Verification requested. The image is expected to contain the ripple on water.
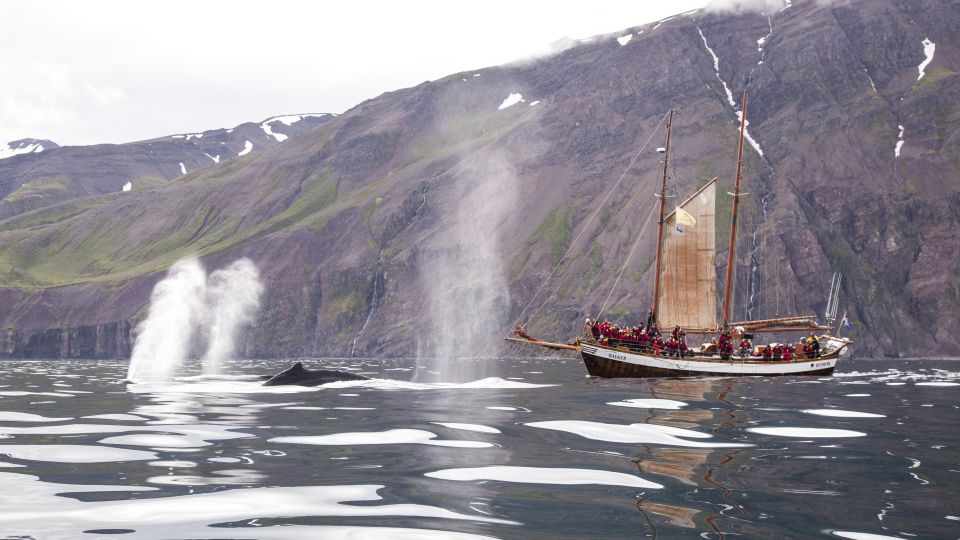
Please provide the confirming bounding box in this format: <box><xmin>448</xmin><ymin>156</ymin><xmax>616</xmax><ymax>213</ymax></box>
<box><xmin>747</xmin><ymin>427</ymin><xmax>867</xmax><ymax>438</ymax></box>
<box><xmin>431</xmin><ymin>422</ymin><xmax>501</xmax><ymax>434</ymax></box>
<box><xmin>0</xmin><ymin>445</ymin><xmax>157</xmax><ymax>463</ymax></box>
<box><xmin>0</xmin><ymin>391</ymin><xmax>74</xmax><ymax>397</ymax></box>
<box><xmin>832</xmin><ymin>531</ymin><xmax>908</xmax><ymax>540</ymax></box>
<box><xmin>802</xmin><ymin>409</ymin><xmax>885</xmax><ymax>418</ymax></box>
<box><xmin>607</xmin><ymin>398</ymin><xmax>688</xmax><ymax>410</ymax></box>
<box><xmin>208</xmin><ymin>457</ymin><xmax>242</xmax><ymax>463</ymax></box>
<box><xmin>271</xmin><ymin>428</ymin><xmax>493</xmax><ymax>448</ymax></box>
<box><xmin>99</xmin><ymin>434</ymin><xmax>212</xmax><ymax>448</ymax></box>
<box><xmin>147</xmin><ymin>469</ymin><xmax>267</xmax><ymax>486</ymax></box>
<box><xmin>0</xmin><ymin>474</ymin><xmax>515</xmax><ymax>536</ymax></box>
<box><xmin>0</xmin><ymin>412</ymin><xmax>73</xmax><ymax>422</ymax></box>
<box><xmin>181</xmin><ymin>526</ymin><xmax>503</xmax><ymax>539</ymax></box>
<box><xmin>526</xmin><ymin>421</ymin><xmax>751</xmax><ymax>448</ymax></box>
<box><xmin>148</xmin><ymin>460</ymin><xmax>197</xmax><ymax>468</ymax></box>
<box><xmin>0</xmin><ymin>423</ymin><xmax>254</xmax><ymax>445</ymax></box>
<box><xmin>82</xmin><ymin>414</ymin><xmax>149</xmax><ymax>421</ymax></box>
<box><xmin>426</xmin><ymin>465</ymin><xmax>662</xmax><ymax>488</ymax></box>
<box><xmin>319</xmin><ymin>377</ymin><xmax>553</xmax><ymax>392</ymax></box>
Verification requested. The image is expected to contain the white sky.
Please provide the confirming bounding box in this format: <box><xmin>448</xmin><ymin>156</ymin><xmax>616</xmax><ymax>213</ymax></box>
<box><xmin>2</xmin><ymin>0</ymin><xmax>706</xmax><ymax>146</ymax></box>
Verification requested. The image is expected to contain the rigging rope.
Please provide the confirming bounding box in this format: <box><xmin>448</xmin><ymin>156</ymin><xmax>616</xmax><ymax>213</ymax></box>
<box><xmin>507</xmin><ymin>111</ymin><xmax>671</xmax><ymax>334</ymax></box>
<box><xmin>594</xmin><ymin>200</ymin><xmax>658</xmax><ymax>321</ymax></box>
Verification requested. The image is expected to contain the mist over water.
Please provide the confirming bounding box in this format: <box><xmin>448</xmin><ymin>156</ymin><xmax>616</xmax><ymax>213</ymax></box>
<box><xmin>127</xmin><ymin>257</ymin><xmax>263</xmax><ymax>383</ymax></box>
<box><xmin>418</xmin><ymin>153</ymin><xmax>518</xmax><ymax>382</ymax></box>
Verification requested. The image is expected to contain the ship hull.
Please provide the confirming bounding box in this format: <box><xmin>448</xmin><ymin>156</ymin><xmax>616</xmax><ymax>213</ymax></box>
<box><xmin>580</xmin><ymin>343</ymin><xmax>840</xmax><ymax>378</ymax></box>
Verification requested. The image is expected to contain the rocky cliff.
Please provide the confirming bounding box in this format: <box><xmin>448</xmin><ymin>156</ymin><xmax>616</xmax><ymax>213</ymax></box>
<box><xmin>1</xmin><ymin>0</ymin><xmax>957</xmax><ymax>358</ymax></box>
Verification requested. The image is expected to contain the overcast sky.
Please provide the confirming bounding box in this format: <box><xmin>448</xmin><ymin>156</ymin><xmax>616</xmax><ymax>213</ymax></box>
<box><xmin>2</xmin><ymin>0</ymin><xmax>710</xmax><ymax>146</ymax></box>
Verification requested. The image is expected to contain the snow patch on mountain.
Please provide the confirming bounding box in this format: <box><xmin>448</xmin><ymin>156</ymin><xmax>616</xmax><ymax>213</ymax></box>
<box><xmin>617</xmin><ymin>34</ymin><xmax>633</xmax><ymax>46</ymax></box>
<box><xmin>238</xmin><ymin>141</ymin><xmax>253</xmax><ymax>157</ymax></box>
<box><xmin>737</xmin><ymin>111</ymin><xmax>765</xmax><ymax>157</ymax></box>
<box><xmin>895</xmin><ymin>124</ymin><xmax>905</xmax><ymax>158</ymax></box>
<box><xmin>498</xmin><ymin>93</ymin><xmax>525</xmax><ymax>110</ymax></box>
<box><xmin>697</xmin><ymin>26</ymin><xmax>736</xmax><ymax>107</ymax></box>
<box><xmin>1</xmin><ymin>141</ymin><xmax>46</xmax><ymax>160</ymax></box>
<box><xmin>917</xmin><ymin>38</ymin><xmax>936</xmax><ymax>81</ymax></box>
<box><xmin>259</xmin><ymin>114</ymin><xmax>330</xmax><ymax>143</ymax></box>
<box><xmin>261</xmin><ymin>121</ymin><xmax>288</xmax><ymax>142</ymax></box>
<box><xmin>756</xmin><ymin>16</ymin><xmax>773</xmax><ymax>59</ymax></box>
<box><xmin>652</xmin><ymin>16</ymin><xmax>674</xmax><ymax>31</ymax></box>
<box><xmin>122</xmin><ymin>181</ymin><xmax>132</xmax><ymax>192</ymax></box>
<box><xmin>529</xmin><ymin>101</ymin><xmax>541</xmax><ymax>107</ymax></box>
<box><xmin>179</xmin><ymin>162</ymin><xmax>187</xmax><ymax>175</ymax></box>
<box><xmin>204</xmin><ymin>153</ymin><xmax>220</xmax><ymax>164</ymax></box>
<box><xmin>864</xmin><ymin>68</ymin><xmax>877</xmax><ymax>93</ymax></box>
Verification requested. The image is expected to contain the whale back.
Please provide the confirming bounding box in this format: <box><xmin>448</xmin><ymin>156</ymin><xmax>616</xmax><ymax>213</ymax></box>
<box><xmin>262</xmin><ymin>361</ymin><xmax>369</xmax><ymax>386</ymax></box>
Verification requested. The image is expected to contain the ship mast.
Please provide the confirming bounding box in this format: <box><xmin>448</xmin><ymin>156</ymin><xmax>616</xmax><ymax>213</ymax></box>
<box><xmin>651</xmin><ymin>109</ymin><xmax>674</xmax><ymax>320</ymax></box>
<box><xmin>722</xmin><ymin>90</ymin><xmax>749</xmax><ymax>329</ymax></box>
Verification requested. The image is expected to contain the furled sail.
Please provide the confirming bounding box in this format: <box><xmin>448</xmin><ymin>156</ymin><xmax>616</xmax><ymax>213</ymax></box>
<box><xmin>657</xmin><ymin>180</ymin><xmax>717</xmax><ymax>330</ymax></box>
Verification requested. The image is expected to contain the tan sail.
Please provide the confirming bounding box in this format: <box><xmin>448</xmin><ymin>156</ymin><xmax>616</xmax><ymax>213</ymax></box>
<box><xmin>657</xmin><ymin>179</ymin><xmax>717</xmax><ymax>330</ymax></box>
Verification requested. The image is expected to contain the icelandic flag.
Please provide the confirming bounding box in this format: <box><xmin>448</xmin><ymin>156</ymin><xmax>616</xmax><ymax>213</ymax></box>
<box><xmin>841</xmin><ymin>312</ymin><xmax>851</xmax><ymax>329</ymax></box>
<box><xmin>675</xmin><ymin>207</ymin><xmax>695</xmax><ymax>234</ymax></box>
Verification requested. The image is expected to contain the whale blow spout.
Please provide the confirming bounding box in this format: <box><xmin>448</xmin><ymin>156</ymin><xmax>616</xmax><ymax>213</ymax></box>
<box><xmin>262</xmin><ymin>362</ymin><xmax>370</xmax><ymax>387</ymax></box>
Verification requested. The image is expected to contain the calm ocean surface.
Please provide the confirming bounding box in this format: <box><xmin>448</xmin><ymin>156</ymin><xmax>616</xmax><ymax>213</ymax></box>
<box><xmin>0</xmin><ymin>357</ymin><xmax>957</xmax><ymax>539</ymax></box>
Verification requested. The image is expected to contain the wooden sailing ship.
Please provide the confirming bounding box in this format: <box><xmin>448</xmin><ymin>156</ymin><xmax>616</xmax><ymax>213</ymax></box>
<box><xmin>509</xmin><ymin>90</ymin><xmax>852</xmax><ymax>377</ymax></box>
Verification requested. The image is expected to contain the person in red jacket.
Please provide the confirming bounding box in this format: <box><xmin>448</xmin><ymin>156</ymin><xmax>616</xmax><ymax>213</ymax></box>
<box><xmin>783</xmin><ymin>345</ymin><xmax>793</xmax><ymax>362</ymax></box>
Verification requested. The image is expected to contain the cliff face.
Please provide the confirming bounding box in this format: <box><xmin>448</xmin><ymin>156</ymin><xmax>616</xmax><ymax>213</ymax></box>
<box><xmin>0</xmin><ymin>0</ymin><xmax>958</xmax><ymax>358</ymax></box>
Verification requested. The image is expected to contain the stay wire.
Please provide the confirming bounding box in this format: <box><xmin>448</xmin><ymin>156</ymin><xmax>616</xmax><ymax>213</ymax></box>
<box><xmin>507</xmin><ymin>110</ymin><xmax>671</xmax><ymax>334</ymax></box>
<box><xmin>594</xmin><ymin>199</ymin><xmax>658</xmax><ymax>321</ymax></box>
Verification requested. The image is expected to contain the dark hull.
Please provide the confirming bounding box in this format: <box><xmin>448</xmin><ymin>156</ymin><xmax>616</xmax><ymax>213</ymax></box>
<box><xmin>581</xmin><ymin>349</ymin><xmax>837</xmax><ymax>378</ymax></box>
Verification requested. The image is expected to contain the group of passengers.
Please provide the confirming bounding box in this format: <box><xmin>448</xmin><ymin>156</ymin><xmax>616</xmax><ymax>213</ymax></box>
<box><xmin>705</xmin><ymin>332</ymin><xmax>824</xmax><ymax>361</ymax></box>
<box><xmin>586</xmin><ymin>313</ymin><xmax>823</xmax><ymax>362</ymax></box>
<box><xmin>586</xmin><ymin>318</ymin><xmax>694</xmax><ymax>358</ymax></box>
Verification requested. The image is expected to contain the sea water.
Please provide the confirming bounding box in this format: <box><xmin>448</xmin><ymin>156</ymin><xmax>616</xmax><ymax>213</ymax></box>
<box><xmin>0</xmin><ymin>357</ymin><xmax>957</xmax><ymax>539</ymax></box>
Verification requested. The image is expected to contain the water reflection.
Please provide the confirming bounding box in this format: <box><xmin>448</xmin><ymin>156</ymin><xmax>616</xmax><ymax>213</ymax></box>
<box><xmin>627</xmin><ymin>378</ymin><xmax>750</xmax><ymax>535</ymax></box>
<box><xmin>1</xmin><ymin>358</ymin><xmax>957</xmax><ymax>538</ymax></box>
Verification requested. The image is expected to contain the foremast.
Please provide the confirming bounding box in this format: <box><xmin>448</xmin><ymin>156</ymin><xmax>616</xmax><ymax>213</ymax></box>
<box><xmin>651</xmin><ymin>109</ymin><xmax>674</xmax><ymax>321</ymax></box>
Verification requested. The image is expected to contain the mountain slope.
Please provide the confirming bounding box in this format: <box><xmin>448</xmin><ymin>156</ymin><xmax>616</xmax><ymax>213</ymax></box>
<box><xmin>1</xmin><ymin>0</ymin><xmax>958</xmax><ymax>358</ymax></box>
<box><xmin>0</xmin><ymin>114</ymin><xmax>334</xmax><ymax>219</ymax></box>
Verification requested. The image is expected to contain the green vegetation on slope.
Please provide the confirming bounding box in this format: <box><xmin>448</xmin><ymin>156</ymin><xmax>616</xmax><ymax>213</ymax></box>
<box><xmin>0</xmin><ymin>168</ymin><xmax>353</xmax><ymax>288</ymax></box>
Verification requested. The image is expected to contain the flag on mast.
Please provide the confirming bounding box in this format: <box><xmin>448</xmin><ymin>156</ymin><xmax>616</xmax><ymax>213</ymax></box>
<box><xmin>675</xmin><ymin>207</ymin><xmax>696</xmax><ymax>227</ymax></box>
<box><xmin>841</xmin><ymin>313</ymin><xmax>851</xmax><ymax>329</ymax></box>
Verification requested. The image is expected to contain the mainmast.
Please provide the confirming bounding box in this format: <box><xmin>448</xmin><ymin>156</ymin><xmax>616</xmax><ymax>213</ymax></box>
<box><xmin>651</xmin><ymin>109</ymin><xmax>674</xmax><ymax>320</ymax></box>
<box><xmin>722</xmin><ymin>90</ymin><xmax>749</xmax><ymax>328</ymax></box>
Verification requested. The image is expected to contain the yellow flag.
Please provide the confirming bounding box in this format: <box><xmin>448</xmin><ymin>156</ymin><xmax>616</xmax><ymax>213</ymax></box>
<box><xmin>675</xmin><ymin>207</ymin><xmax>696</xmax><ymax>228</ymax></box>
